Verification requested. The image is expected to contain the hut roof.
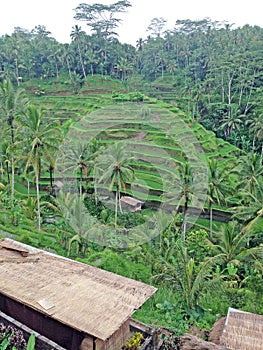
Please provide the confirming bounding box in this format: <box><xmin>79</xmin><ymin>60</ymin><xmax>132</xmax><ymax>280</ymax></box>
<box><xmin>53</xmin><ymin>180</ymin><xmax>63</xmax><ymax>189</ymax></box>
<box><xmin>0</xmin><ymin>238</ymin><xmax>156</xmax><ymax>341</ymax></box>
<box><xmin>220</xmin><ymin>307</ymin><xmax>263</xmax><ymax>350</ymax></box>
<box><xmin>120</xmin><ymin>196</ymin><xmax>144</xmax><ymax>206</ymax></box>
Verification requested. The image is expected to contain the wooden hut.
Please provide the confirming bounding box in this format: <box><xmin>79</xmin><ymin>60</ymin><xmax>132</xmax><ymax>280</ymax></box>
<box><xmin>120</xmin><ymin>196</ymin><xmax>144</xmax><ymax>212</ymax></box>
<box><xmin>0</xmin><ymin>238</ymin><xmax>156</xmax><ymax>350</ymax></box>
<box><xmin>220</xmin><ymin>307</ymin><xmax>263</xmax><ymax>350</ymax></box>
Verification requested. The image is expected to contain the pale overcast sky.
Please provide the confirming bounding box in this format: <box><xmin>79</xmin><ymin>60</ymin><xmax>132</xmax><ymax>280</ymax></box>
<box><xmin>0</xmin><ymin>0</ymin><xmax>262</xmax><ymax>46</ymax></box>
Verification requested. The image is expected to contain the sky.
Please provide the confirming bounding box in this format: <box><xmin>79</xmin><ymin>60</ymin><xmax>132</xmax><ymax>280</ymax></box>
<box><xmin>0</xmin><ymin>0</ymin><xmax>263</xmax><ymax>46</ymax></box>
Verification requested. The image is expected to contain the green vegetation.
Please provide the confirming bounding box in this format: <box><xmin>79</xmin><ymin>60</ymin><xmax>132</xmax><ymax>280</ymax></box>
<box><xmin>0</xmin><ymin>10</ymin><xmax>263</xmax><ymax>341</ymax></box>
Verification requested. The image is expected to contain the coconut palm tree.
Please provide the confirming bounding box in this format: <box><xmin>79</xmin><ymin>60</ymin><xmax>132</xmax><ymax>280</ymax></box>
<box><xmin>60</xmin><ymin>141</ymin><xmax>98</xmax><ymax>196</ymax></box>
<box><xmin>207</xmin><ymin>220</ymin><xmax>263</xmax><ymax>268</ymax></box>
<box><xmin>70</xmin><ymin>25</ymin><xmax>87</xmax><ymax>78</ymax></box>
<box><xmin>232</xmin><ymin>176</ymin><xmax>263</xmax><ymax>228</ymax></box>
<box><xmin>115</xmin><ymin>57</ymin><xmax>134</xmax><ymax>80</ymax></box>
<box><xmin>207</xmin><ymin>158</ymin><xmax>232</xmax><ymax>238</ymax></box>
<box><xmin>17</xmin><ymin>105</ymin><xmax>62</xmax><ymax>230</ymax></box>
<box><xmin>98</xmin><ymin>143</ymin><xmax>135</xmax><ymax>227</ymax></box>
<box><xmin>246</xmin><ymin>113</ymin><xmax>263</xmax><ymax>159</ymax></box>
<box><xmin>153</xmin><ymin>239</ymin><xmax>224</xmax><ymax>310</ymax></box>
<box><xmin>220</xmin><ymin>112</ymin><xmax>244</xmax><ymax>138</ymax></box>
<box><xmin>173</xmin><ymin>161</ymin><xmax>197</xmax><ymax>238</ymax></box>
<box><xmin>0</xmin><ymin>141</ymin><xmax>11</xmax><ymax>184</ymax></box>
<box><xmin>175</xmin><ymin>162</ymin><xmax>193</xmax><ymax>217</ymax></box>
<box><xmin>233</xmin><ymin>152</ymin><xmax>263</xmax><ymax>195</ymax></box>
<box><xmin>0</xmin><ymin>78</ymin><xmax>28</xmax><ymax>201</ymax></box>
<box><xmin>55</xmin><ymin>191</ymin><xmax>95</xmax><ymax>255</ymax></box>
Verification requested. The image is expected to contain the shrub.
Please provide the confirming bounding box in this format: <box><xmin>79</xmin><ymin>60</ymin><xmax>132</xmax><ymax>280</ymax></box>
<box><xmin>122</xmin><ymin>332</ymin><xmax>143</xmax><ymax>350</ymax></box>
<box><xmin>0</xmin><ymin>323</ymin><xmax>27</xmax><ymax>350</ymax></box>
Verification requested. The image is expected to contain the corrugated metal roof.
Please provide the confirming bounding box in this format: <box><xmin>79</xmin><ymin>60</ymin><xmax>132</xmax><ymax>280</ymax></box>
<box><xmin>0</xmin><ymin>238</ymin><xmax>156</xmax><ymax>341</ymax></box>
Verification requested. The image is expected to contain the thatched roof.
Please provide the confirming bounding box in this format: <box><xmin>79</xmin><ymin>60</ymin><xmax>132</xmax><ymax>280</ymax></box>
<box><xmin>120</xmin><ymin>196</ymin><xmax>144</xmax><ymax>206</ymax></box>
<box><xmin>220</xmin><ymin>307</ymin><xmax>263</xmax><ymax>350</ymax></box>
<box><xmin>53</xmin><ymin>180</ymin><xmax>63</xmax><ymax>189</ymax></box>
<box><xmin>0</xmin><ymin>238</ymin><xmax>156</xmax><ymax>341</ymax></box>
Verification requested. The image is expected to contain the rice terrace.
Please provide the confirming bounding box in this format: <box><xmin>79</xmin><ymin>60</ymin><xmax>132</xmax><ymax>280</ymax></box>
<box><xmin>0</xmin><ymin>11</ymin><xmax>263</xmax><ymax>350</ymax></box>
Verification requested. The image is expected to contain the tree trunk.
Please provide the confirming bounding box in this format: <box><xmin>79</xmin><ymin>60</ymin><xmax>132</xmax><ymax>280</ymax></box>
<box><xmin>5</xmin><ymin>162</ymin><xmax>10</xmax><ymax>184</ymax></box>
<box><xmin>79</xmin><ymin>168</ymin><xmax>83</xmax><ymax>196</ymax></box>
<box><xmin>55</xmin><ymin>62</ymin><xmax>59</xmax><ymax>79</ymax></box>
<box><xmin>66</xmin><ymin>57</ymin><xmax>72</xmax><ymax>80</ymax></box>
<box><xmin>118</xmin><ymin>189</ymin><xmax>123</xmax><ymax>214</ymax></box>
<box><xmin>115</xmin><ymin>189</ymin><xmax>118</xmax><ymax>227</ymax></box>
<box><xmin>11</xmin><ymin>155</ymin><xmax>15</xmax><ymax>203</ymax></box>
<box><xmin>78</xmin><ymin>44</ymin><xmax>86</xmax><ymax>78</ymax></box>
<box><xmin>27</xmin><ymin>179</ymin><xmax>30</xmax><ymax>198</ymax></box>
<box><xmin>210</xmin><ymin>206</ymin><xmax>213</xmax><ymax>239</ymax></box>
<box><xmin>0</xmin><ymin>162</ymin><xmax>3</xmax><ymax>182</ymax></box>
<box><xmin>182</xmin><ymin>194</ymin><xmax>189</xmax><ymax>240</ymax></box>
<box><xmin>49</xmin><ymin>165</ymin><xmax>54</xmax><ymax>188</ymax></box>
<box><xmin>36</xmin><ymin>173</ymin><xmax>41</xmax><ymax>230</ymax></box>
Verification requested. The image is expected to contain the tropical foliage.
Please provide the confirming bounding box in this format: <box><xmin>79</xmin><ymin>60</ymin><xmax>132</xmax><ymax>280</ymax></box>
<box><xmin>0</xmin><ymin>4</ymin><xmax>262</xmax><ymax>339</ymax></box>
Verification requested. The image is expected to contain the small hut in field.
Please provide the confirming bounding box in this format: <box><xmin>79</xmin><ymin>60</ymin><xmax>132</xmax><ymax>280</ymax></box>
<box><xmin>0</xmin><ymin>238</ymin><xmax>156</xmax><ymax>350</ymax></box>
<box><xmin>220</xmin><ymin>307</ymin><xmax>263</xmax><ymax>350</ymax></box>
<box><xmin>120</xmin><ymin>196</ymin><xmax>144</xmax><ymax>212</ymax></box>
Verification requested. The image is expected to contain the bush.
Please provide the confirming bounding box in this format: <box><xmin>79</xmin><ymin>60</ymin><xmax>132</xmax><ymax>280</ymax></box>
<box><xmin>0</xmin><ymin>323</ymin><xmax>27</xmax><ymax>350</ymax></box>
<box><xmin>122</xmin><ymin>332</ymin><xmax>144</xmax><ymax>350</ymax></box>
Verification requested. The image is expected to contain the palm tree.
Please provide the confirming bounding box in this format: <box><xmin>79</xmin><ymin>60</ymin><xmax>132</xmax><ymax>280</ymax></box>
<box><xmin>207</xmin><ymin>220</ymin><xmax>263</xmax><ymax>267</ymax></box>
<box><xmin>233</xmin><ymin>152</ymin><xmax>263</xmax><ymax>195</ymax></box>
<box><xmin>85</xmin><ymin>49</ymin><xmax>98</xmax><ymax>76</ymax></box>
<box><xmin>61</xmin><ymin>44</ymin><xmax>74</xmax><ymax>80</ymax></box>
<box><xmin>70</xmin><ymin>25</ymin><xmax>87</xmax><ymax>78</ymax></box>
<box><xmin>55</xmin><ymin>191</ymin><xmax>94</xmax><ymax>255</ymax></box>
<box><xmin>98</xmin><ymin>143</ymin><xmax>134</xmax><ymax>227</ymax></box>
<box><xmin>0</xmin><ymin>78</ymin><xmax>28</xmax><ymax>201</ymax></box>
<box><xmin>207</xmin><ymin>158</ymin><xmax>231</xmax><ymax>238</ymax></box>
<box><xmin>173</xmin><ymin>161</ymin><xmax>195</xmax><ymax>238</ymax></box>
<box><xmin>17</xmin><ymin>105</ymin><xmax>62</xmax><ymax>230</ymax></box>
<box><xmin>246</xmin><ymin>113</ymin><xmax>263</xmax><ymax>150</ymax></box>
<box><xmin>232</xmin><ymin>176</ymin><xmax>263</xmax><ymax>228</ymax></box>
<box><xmin>115</xmin><ymin>57</ymin><xmax>134</xmax><ymax>80</ymax></box>
<box><xmin>60</xmin><ymin>142</ymin><xmax>97</xmax><ymax>196</ymax></box>
<box><xmin>247</xmin><ymin>113</ymin><xmax>263</xmax><ymax>162</ymax></box>
<box><xmin>153</xmin><ymin>239</ymin><xmax>224</xmax><ymax>310</ymax></box>
<box><xmin>220</xmin><ymin>110</ymin><xmax>244</xmax><ymax>138</ymax></box>
<box><xmin>0</xmin><ymin>141</ymin><xmax>11</xmax><ymax>184</ymax></box>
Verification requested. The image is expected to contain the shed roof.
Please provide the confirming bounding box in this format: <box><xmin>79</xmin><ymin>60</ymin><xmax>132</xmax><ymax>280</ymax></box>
<box><xmin>0</xmin><ymin>238</ymin><xmax>156</xmax><ymax>341</ymax></box>
<box><xmin>120</xmin><ymin>196</ymin><xmax>144</xmax><ymax>206</ymax></box>
<box><xmin>220</xmin><ymin>307</ymin><xmax>263</xmax><ymax>350</ymax></box>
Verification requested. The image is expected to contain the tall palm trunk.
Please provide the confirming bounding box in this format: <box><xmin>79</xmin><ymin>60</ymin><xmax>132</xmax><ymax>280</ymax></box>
<box><xmin>5</xmin><ymin>162</ymin><xmax>10</xmax><ymax>184</ymax></box>
<box><xmin>27</xmin><ymin>178</ymin><xmax>30</xmax><ymax>198</ymax></box>
<box><xmin>210</xmin><ymin>206</ymin><xmax>213</xmax><ymax>239</ymax></box>
<box><xmin>49</xmin><ymin>165</ymin><xmax>54</xmax><ymax>189</ymax></box>
<box><xmin>66</xmin><ymin>57</ymin><xmax>72</xmax><ymax>80</ymax></box>
<box><xmin>0</xmin><ymin>162</ymin><xmax>3</xmax><ymax>182</ymax></box>
<box><xmin>36</xmin><ymin>173</ymin><xmax>41</xmax><ymax>230</ymax></box>
<box><xmin>9</xmin><ymin>116</ymin><xmax>15</xmax><ymax>203</ymax></box>
<box><xmin>118</xmin><ymin>189</ymin><xmax>123</xmax><ymax>214</ymax></box>
<box><xmin>182</xmin><ymin>193</ymin><xmax>189</xmax><ymax>240</ymax></box>
<box><xmin>79</xmin><ymin>167</ymin><xmax>83</xmax><ymax>196</ymax></box>
<box><xmin>78</xmin><ymin>44</ymin><xmax>86</xmax><ymax>78</ymax></box>
<box><xmin>115</xmin><ymin>189</ymin><xmax>118</xmax><ymax>227</ymax></box>
<box><xmin>11</xmin><ymin>155</ymin><xmax>15</xmax><ymax>202</ymax></box>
